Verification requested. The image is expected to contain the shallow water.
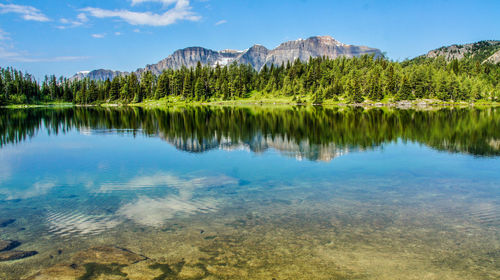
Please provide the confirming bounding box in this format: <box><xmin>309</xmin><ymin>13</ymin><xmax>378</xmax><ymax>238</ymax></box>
<box><xmin>0</xmin><ymin>106</ymin><xmax>499</xmax><ymax>279</ymax></box>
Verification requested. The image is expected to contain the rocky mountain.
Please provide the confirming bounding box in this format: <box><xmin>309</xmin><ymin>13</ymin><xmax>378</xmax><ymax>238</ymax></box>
<box><xmin>424</xmin><ymin>40</ymin><xmax>500</xmax><ymax>63</ymax></box>
<box><xmin>72</xmin><ymin>36</ymin><xmax>382</xmax><ymax>80</ymax></box>
<box><xmin>137</xmin><ymin>47</ymin><xmax>244</xmax><ymax>75</ymax></box>
<box><xmin>484</xmin><ymin>49</ymin><xmax>500</xmax><ymax>64</ymax></box>
<box><xmin>70</xmin><ymin>69</ymin><xmax>128</xmax><ymax>81</ymax></box>
<box><xmin>262</xmin><ymin>36</ymin><xmax>379</xmax><ymax>68</ymax></box>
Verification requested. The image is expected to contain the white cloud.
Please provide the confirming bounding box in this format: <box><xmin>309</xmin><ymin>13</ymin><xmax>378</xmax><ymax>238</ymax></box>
<box><xmin>0</xmin><ymin>3</ymin><xmax>50</xmax><ymax>22</ymax></box>
<box><xmin>99</xmin><ymin>173</ymin><xmax>237</xmax><ymax>196</ymax></box>
<box><xmin>117</xmin><ymin>195</ymin><xmax>218</xmax><ymax>227</ymax></box>
<box><xmin>81</xmin><ymin>0</ymin><xmax>200</xmax><ymax>26</ymax></box>
<box><xmin>0</xmin><ymin>180</ymin><xmax>56</xmax><ymax>200</ymax></box>
<box><xmin>105</xmin><ymin>172</ymin><xmax>234</xmax><ymax>227</ymax></box>
<box><xmin>215</xmin><ymin>19</ymin><xmax>226</xmax><ymax>26</ymax></box>
<box><xmin>77</xmin><ymin>13</ymin><xmax>88</xmax><ymax>22</ymax></box>
<box><xmin>91</xmin><ymin>33</ymin><xmax>105</xmax><ymax>38</ymax></box>
<box><xmin>57</xmin><ymin>13</ymin><xmax>89</xmax><ymax>29</ymax></box>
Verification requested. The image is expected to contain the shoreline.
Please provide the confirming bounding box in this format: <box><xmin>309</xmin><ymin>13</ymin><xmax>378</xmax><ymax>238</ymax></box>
<box><xmin>2</xmin><ymin>98</ymin><xmax>499</xmax><ymax>109</ymax></box>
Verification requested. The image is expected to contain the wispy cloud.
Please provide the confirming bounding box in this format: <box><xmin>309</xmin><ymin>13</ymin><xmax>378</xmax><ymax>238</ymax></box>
<box><xmin>117</xmin><ymin>195</ymin><xmax>218</xmax><ymax>227</ymax></box>
<box><xmin>91</xmin><ymin>33</ymin><xmax>106</xmax><ymax>38</ymax></box>
<box><xmin>0</xmin><ymin>180</ymin><xmax>56</xmax><ymax>200</ymax></box>
<box><xmin>81</xmin><ymin>0</ymin><xmax>200</xmax><ymax>26</ymax></box>
<box><xmin>57</xmin><ymin>13</ymin><xmax>89</xmax><ymax>29</ymax></box>
<box><xmin>0</xmin><ymin>31</ymin><xmax>88</xmax><ymax>63</ymax></box>
<box><xmin>0</xmin><ymin>28</ymin><xmax>10</xmax><ymax>41</ymax></box>
<box><xmin>0</xmin><ymin>51</ymin><xmax>89</xmax><ymax>63</ymax></box>
<box><xmin>103</xmin><ymin>172</ymin><xmax>234</xmax><ymax>227</ymax></box>
<box><xmin>0</xmin><ymin>3</ymin><xmax>50</xmax><ymax>22</ymax></box>
<box><xmin>215</xmin><ymin>19</ymin><xmax>227</xmax><ymax>26</ymax></box>
<box><xmin>99</xmin><ymin>172</ymin><xmax>237</xmax><ymax>196</ymax></box>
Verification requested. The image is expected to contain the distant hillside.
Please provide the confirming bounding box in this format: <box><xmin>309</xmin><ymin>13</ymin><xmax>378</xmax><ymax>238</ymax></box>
<box><xmin>423</xmin><ymin>40</ymin><xmax>500</xmax><ymax>63</ymax></box>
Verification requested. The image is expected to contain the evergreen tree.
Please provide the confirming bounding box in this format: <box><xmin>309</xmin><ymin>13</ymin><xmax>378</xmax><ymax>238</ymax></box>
<box><xmin>155</xmin><ymin>72</ymin><xmax>169</xmax><ymax>99</ymax></box>
<box><xmin>182</xmin><ymin>72</ymin><xmax>193</xmax><ymax>99</ymax></box>
<box><xmin>109</xmin><ymin>77</ymin><xmax>121</xmax><ymax>100</ymax></box>
<box><xmin>395</xmin><ymin>75</ymin><xmax>412</xmax><ymax>101</ymax></box>
<box><xmin>194</xmin><ymin>78</ymin><xmax>205</xmax><ymax>100</ymax></box>
<box><xmin>346</xmin><ymin>78</ymin><xmax>364</xmax><ymax>104</ymax></box>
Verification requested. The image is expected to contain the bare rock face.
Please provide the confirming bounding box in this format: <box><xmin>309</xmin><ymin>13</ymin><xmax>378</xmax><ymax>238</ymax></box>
<box><xmin>71</xmin><ymin>35</ymin><xmax>382</xmax><ymax>80</ymax></box>
<box><xmin>485</xmin><ymin>49</ymin><xmax>500</xmax><ymax>64</ymax></box>
<box><xmin>424</xmin><ymin>40</ymin><xmax>500</xmax><ymax>62</ymax></box>
<box><xmin>140</xmin><ymin>47</ymin><xmax>237</xmax><ymax>75</ymax></box>
<box><xmin>139</xmin><ymin>36</ymin><xmax>381</xmax><ymax>73</ymax></box>
<box><xmin>264</xmin><ymin>36</ymin><xmax>380</xmax><ymax>68</ymax></box>
<box><xmin>235</xmin><ymin>44</ymin><xmax>269</xmax><ymax>70</ymax></box>
<box><xmin>69</xmin><ymin>69</ymin><xmax>128</xmax><ymax>82</ymax></box>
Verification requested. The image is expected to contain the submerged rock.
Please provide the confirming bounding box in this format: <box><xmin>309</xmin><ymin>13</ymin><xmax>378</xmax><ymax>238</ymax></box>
<box><xmin>71</xmin><ymin>246</ymin><xmax>147</xmax><ymax>265</ymax></box>
<box><xmin>0</xmin><ymin>240</ymin><xmax>21</xmax><ymax>252</ymax></box>
<box><xmin>24</xmin><ymin>264</ymin><xmax>85</xmax><ymax>280</ymax></box>
<box><xmin>179</xmin><ymin>264</ymin><xmax>207</xmax><ymax>278</ymax></box>
<box><xmin>0</xmin><ymin>250</ymin><xmax>38</xmax><ymax>261</ymax></box>
<box><xmin>0</xmin><ymin>218</ymin><xmax>16</xmax><ymax>227</ymax></box>
<box><xmin>25</xmin><ymin>246</ymin><xmax>149</xmax><ymax>279</ymax></box>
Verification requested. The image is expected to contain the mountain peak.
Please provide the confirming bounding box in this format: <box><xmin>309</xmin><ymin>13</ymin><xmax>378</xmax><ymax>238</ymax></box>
<box><xmin>308</xmin><ymin>35</ymin><xmax>345</xmax><ymax>46</ymax></box>
<box><xmin>71</xmin><ymin>36</ymin><xmax>382</xmax><ymax>80</ymax></box>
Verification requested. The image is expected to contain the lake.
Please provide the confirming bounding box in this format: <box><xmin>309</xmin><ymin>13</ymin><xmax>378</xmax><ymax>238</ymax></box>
<box><xmin>0</xmin><ymin>106</ymin><xmax>499</xmax><ymax>279</ymax></box>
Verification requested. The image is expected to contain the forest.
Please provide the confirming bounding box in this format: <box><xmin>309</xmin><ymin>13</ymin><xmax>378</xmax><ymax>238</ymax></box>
<box><xmin>0</xmin><ymin>54</ymin><xmax>499</xmax><ymax>105</ymax></box>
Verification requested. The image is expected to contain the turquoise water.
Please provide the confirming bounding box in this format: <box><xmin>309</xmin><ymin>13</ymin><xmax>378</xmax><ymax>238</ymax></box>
<box><xmin>0</xmin><ymin>106</ymin><xmax>499</xmax><ymax>279</ymax></box>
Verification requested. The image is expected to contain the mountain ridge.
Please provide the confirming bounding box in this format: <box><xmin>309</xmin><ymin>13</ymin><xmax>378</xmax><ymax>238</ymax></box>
<box><xmin>422</xmin><ymin>40</ymin><xmax>500</xmax><ymax>63</ymax></box>
<box><xmin>71</xmin><ymin>36</ymin><xmax>382</xmax><ymax>81</ymax></box>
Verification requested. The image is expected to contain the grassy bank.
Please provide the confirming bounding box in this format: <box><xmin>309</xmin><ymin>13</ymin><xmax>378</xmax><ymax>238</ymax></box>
<box><xmin>2</xmin><ymin>102</ymin><xmax>74</xmax><ymax>109</ymax></box>
<box><xmin>127</xmin><ymin>94</ymin><xmax>500</xmax><ymax>108</ymax></box>
<box><xmin>3</xmin><ymin>95</ymin><xmax>500</xmax><ymax>109</ymax></box>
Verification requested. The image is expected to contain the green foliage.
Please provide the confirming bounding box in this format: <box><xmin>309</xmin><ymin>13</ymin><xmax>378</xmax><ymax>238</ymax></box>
<box><xmin>1</xmin><ymin>53</ymin><xmax>499</xmax><ymax>105</ymax></box>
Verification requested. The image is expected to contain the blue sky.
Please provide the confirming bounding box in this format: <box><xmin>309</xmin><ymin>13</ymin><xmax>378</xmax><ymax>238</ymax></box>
<box><xmin>0</xmin><ymin>0</ymin><xmax>499</xmax><ymax>79</ymax></box>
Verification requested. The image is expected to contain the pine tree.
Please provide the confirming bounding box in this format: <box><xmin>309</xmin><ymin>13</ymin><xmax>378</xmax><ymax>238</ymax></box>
<box><xmin>155</xmin><ymin>73</ymin><xmax>169</xmax><ymax>99</ymax></box>
<box><xmin>346</xmin><ymin>78</ymin><xmax>364</xmax><ymax>104</ymax></box>
<box><xmin>109</xmin><ymin>77</ymin><xmax>121</xmax><ymax>100</ymax></box>
<box><xmin>87</xmin><ymin>80</ymin><xmax>98</xmax><ymax>103</ymax></box>
<box><xmin>182</xmin><ymin>72</ymin><xmax>192</xmax><ymax>99</ymax></box>
<box><xmin>0</xmin><ymin>74</ymin><xmax>5</xmax><ymax>105</ymax></box>
<box><xmin>313</xmin><ymin>86</ymin><xmax>324</xmax><ymax>104</ymax></box>
<box><xmin>395</xmin><ymin>75</ymin><xmax>412</xmax><ymax>101</ymax></box>
<box><xmin>194</xmin><ymin>78</ymin><xmax>205</xmax><ymax>101</ymax></box>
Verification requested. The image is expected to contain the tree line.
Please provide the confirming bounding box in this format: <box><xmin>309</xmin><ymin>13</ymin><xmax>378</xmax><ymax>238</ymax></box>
<box><xmin>1</xmin><ymin>55</ymin><xmax>499</xmax><ymax>105</ymax></box>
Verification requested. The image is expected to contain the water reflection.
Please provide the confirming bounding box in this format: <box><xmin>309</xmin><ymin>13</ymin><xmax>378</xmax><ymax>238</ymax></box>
<box><xmin>1</xmin><ymin>106</ymin><xmax>499</xmax><ymax>160</ymax></box>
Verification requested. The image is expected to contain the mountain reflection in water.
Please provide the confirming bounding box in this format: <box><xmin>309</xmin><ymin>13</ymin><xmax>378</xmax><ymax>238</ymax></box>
<box><xmin>1</xmin><ymin>106</ymin><xmax>498</xmax><ymax>160</ymax></box>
